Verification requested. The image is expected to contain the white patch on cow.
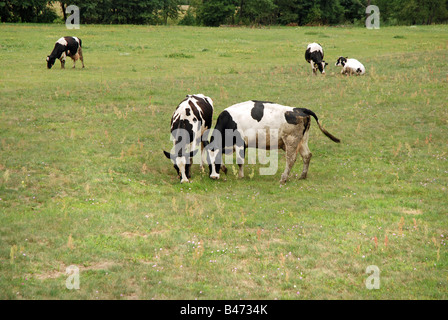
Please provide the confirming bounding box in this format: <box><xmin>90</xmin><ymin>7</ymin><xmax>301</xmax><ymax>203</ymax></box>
<box><xmin>73</xmin><ymin>37</ymin><xmax>80</xmax><ymax>44</ymax></box>
<box><xmin>307</xmin><ymin>43</ymin><xmax>323</xmax><ymax>53</ymax></box>
<box><xmin>60</xmin><ymin>52</ymin><xmax>66</xmax><ymax>61</ymax></box>
<box><xmin>208</xmin><ymin>150</ymin><xmax>220</xmax><ymax>179</ymax></box>
<box><xmin>342</xmin><ymin>58</ymin><xmax>365</xmax><ymax>75</ymax></box>
<box><xmin>57</xmin><ymin>37</ymin><xmax>68</xmax><ymax>46</ymax></box>
<box><xmin>175</xmin><ymin>157</ymin><xmax>188</xmax><ymax>183</ymax></box>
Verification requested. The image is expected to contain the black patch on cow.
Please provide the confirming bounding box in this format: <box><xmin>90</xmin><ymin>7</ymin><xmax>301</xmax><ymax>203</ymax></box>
<box><xmin>185</xmin><ymin>108</ymin><xmax>191</xmax><ymax>116</ymax></box>
<box><xmin>239</xmin><ymin>148</ymin><xmax>245</xmax><ymax>159</ymax></box>
<box><xmin>336</xmin><ymin>56</ymin><xmax>347</xmax><ymax>67</ymax></box>
<box><xmin>188</xmin><ymin>100</ymin><xmax>203</xmax><ymax>127</ymax></box>
<box><xmin>305</xmin><ymin>48</ymin><xmax>312</xmax><ymax>63</ymax></box>
<box><xmin>305</xmin><ymin>45</ymin><xmax>323</xmax><ymax>62</ymax></box>
<box><xmin>174</xmin><ymin>164</ymin><xmax>180</xmax><ymax>177</ymax></box>
<box><xmin>185</xmin><ymin>164</ymin><xmax>191</xmax><ymax>179</ymax></box>
<box><xmin>250</xmin><ymin>100</ymin><xmax>270</xmax><ymax>122</ymax></box>
<box><xmin>192</xmin><ymin>96</ymin><xmax>213</xmax><ymax>129</ymax></box>
<box><xmin>208</xmin><ymin>110</ymin><xmax>245</xmax><ymax>177</ymax></box>
<box><xmin>303</xmin><ymin>116</ymin><xmax>310</xmax><ymax>135</ymax></box>
<box><xmin>171</xmin><ymin>118</ymin><xmax>194</xmax><ymax>153</ymax></box>
<box><xmin>285</xmin><ymin>108</ymin><xmax>310</xmax><ymax>125</ymax></box>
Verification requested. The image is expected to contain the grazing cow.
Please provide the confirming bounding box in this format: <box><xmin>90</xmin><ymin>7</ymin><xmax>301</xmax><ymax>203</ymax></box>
<box><xmin>205</xmin><ymin>100</ymin><xmax>340</xmax><ymax>184</ymax></box>
<box><xmin>46</xmin><ymin>37</ymin><xmax>85</xmax><ymax>69</ymax></box>
<box><xmin>305</xmin><ymin>43</ymin><xmax>328</xmax><ymax>75</ymax></box>
<box><xmin>163</xmin><ymin>94</ymin><xmax>214</xmax><ymax>183</ymax></box>
<box><xmin>335</xmin><ymin>57</ymin><xmax>366</xmax><ymax>76</ymax></box>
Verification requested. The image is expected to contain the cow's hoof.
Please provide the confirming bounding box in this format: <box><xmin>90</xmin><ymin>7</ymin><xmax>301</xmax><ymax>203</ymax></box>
<box><xmin>299</xmin><ymin>174</ymin><xmax>307</xmax><ymax>180</ymax></box>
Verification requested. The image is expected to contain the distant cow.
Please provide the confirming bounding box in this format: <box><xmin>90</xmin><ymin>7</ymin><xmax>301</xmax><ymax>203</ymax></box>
<box><xmin>305</xmin><ymin>43</ymin><xmax>328</xmax><ymax>75</ymax></box>
<box><xmin>163</xmin><ymin>94</ymin><xmax>214</xmax><ymax>183</ymax></box>
<box><xmin>46</xmin><ymin>37</ymin><xmax>84</xmax><ymax>69</ymax></box>
<box><xmin>335</xmin><ymin>57</ymin><xmax>365</xmax><ymax>76</ymax></box>
<box><xmin>205</xmin><ymin>100</ymin><xmax>340</xmax><ymax>184</ymax></box>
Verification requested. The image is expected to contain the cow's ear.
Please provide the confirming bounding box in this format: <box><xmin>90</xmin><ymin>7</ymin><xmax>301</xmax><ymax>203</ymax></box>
<box><xmin>163</xmin><ymin>150</ymin><xmax>173</xmax><ymax>159</ymax></box>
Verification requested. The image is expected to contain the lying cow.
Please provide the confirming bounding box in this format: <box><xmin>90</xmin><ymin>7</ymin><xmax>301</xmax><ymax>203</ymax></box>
<box><xmin>335</xmin><ymin>57</ymin><xmax>365</xmax><ymax>76</ymax></box>
<box><xmin>163</xmin><ymin>94</ymin><xmax>214</xmax><ymax>183</ymax></box>
<box><xmin>305</xmin><ymin>43</ymin><xmax>328</xmax><ymax>75</ymax></box>
<box><xmin>205</xmin><ymin>100</ymin><xmax>340</xmax><ymax>184</ymax></box>
<box><xmin>46</xmin><ymin>36</ymin><xmax>85</xmax><ymax>69</ymax></box>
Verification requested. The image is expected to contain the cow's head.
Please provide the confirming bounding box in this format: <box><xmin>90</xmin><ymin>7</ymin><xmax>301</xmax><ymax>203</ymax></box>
<box><xmin>335</xmin><ymin>57</ymin><xmax>348</xmax><ymax>67</ymax></box>
<box><xmin>46</xmin><ymin>56</ymin><xmax>56</xmax><ymax>69</ymax></box>
<box><xmin>163</xmin><ymin>149</ymin><xmax>198</xmax><ymax>183</ymax></box>
<box><xmin>316</xmin><ymin>61</ymin><xmax>328</xmax><ymax>74</ymax></box>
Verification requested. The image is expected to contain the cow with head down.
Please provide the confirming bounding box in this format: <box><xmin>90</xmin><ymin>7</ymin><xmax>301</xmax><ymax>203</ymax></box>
<box><xmin>305</xmin><ymin>43</ymin><xmax>328</xmax><ymax>75</ymax></box>
<box><xmin>164</xmin><ymin>94</ymin><xmax>214</xmax><ymax>183</ymax></box>
<box><xmin>46</xmin><ymin>36</ymin><xmax>85</xmax><ymax>69</ymax></box>
<box><xmin>205</xmin><ymin>100</ymin><xmax>340</xmax><ymax>184</ymax></box>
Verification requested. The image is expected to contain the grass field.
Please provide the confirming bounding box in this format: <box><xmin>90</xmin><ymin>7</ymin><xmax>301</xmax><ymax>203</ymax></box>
<box><xmin>0</xmin><ymin>23</ymin><xmax>447</xmax><ymax>300</ymax></box>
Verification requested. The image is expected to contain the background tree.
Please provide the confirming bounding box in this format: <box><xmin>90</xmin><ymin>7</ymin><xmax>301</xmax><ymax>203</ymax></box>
<box><xmin>0</xmin><ymin>0</ymin><xmax>57</xmax><ymax>22</ymax></box>
<box><xmin>237</xmin><ymin>0</ymin><xmax>276</xmax><ymax>25</ymax></box>
<box><xmin>1</xmin><ymin>0</ymin><xmax>447</xmax><ymax>25</ymax></box>
<box><xmin>196</xmin><ymin>0</ymin><xmax>237</xmax><ymax>26</ymax></box>
<box><xmin>159</xmin><ymin>0</ymin><xmax>182</xmax><ymax>25</ymax></box>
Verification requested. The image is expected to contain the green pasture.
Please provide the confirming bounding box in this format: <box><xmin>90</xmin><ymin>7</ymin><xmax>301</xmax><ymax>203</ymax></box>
<box><xmin>0</xmin><ymin>23</ymin><xmax>447</xmax><ymax>299</ymax></box>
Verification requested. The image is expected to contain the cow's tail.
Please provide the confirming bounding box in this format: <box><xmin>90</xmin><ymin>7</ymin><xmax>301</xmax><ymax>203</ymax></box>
<box><xmin>302</xmin><ymin>109</ymin><xmax>341</xmax><ymax>143</ymax></box>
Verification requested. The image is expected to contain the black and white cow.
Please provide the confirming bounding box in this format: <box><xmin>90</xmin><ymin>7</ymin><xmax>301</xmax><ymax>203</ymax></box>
<box><xmin>205</xmin><ymin>100</ymin><xmax>340</xmax><ymax>184</ymax></box>
<box><xmin>46</xmin><ymin>37</ymin><xmax>84</xmax><ymax>69</ymax></box>
<box><xmin>163</xmin><ymin>94</ymin><xmax>214</xmax><ymax>183</ymax></box>
<box><xmin>335</xmin><ymin>57</ymin><xmax>366</xmax><ymax>76</ymax></box>
<box><xmin>305</xmin><ymin>43</ymin><xmax>328</xmax><ymax>75</ymax></box>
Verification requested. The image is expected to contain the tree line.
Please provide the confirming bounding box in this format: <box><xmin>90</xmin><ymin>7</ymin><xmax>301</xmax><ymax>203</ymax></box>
<box><xmin>1</xmin><ymin>0</ymin><xmax>447</xmax><ymax>26</ymax></box>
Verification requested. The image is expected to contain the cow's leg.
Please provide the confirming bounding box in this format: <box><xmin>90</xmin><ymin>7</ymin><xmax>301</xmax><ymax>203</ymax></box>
<box><xmin>280</xmin><ymin>136</ymin><xmax>300</xmax><ymax>184</ymax></box>
<box><xmin>200</xmin><ymin>141</ymin><xmax>206</xmax><ymax>172</ymax></box>
<box><xmin>60</xmin><ymin>52</ymin><xmax>66</xmax><ymax>69</ymax></box>
<box><xmin>310</xmin><ymin>62</ymin><xmax>316</xmax><ymax>75</ymax></box>
<box><xmin>298</xmin><ymin>130</ymin><xmax>312</xmax><ymax>180</ymax></box>
<box><xmin>78</xmin><ymin>47</ymin><xmax>85</xmax><ymax>68</ymax></box>
<box><xmin>235</xmin><ymin>144</ymin><xmax>246</xmax><ymax>178</ymax></box>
